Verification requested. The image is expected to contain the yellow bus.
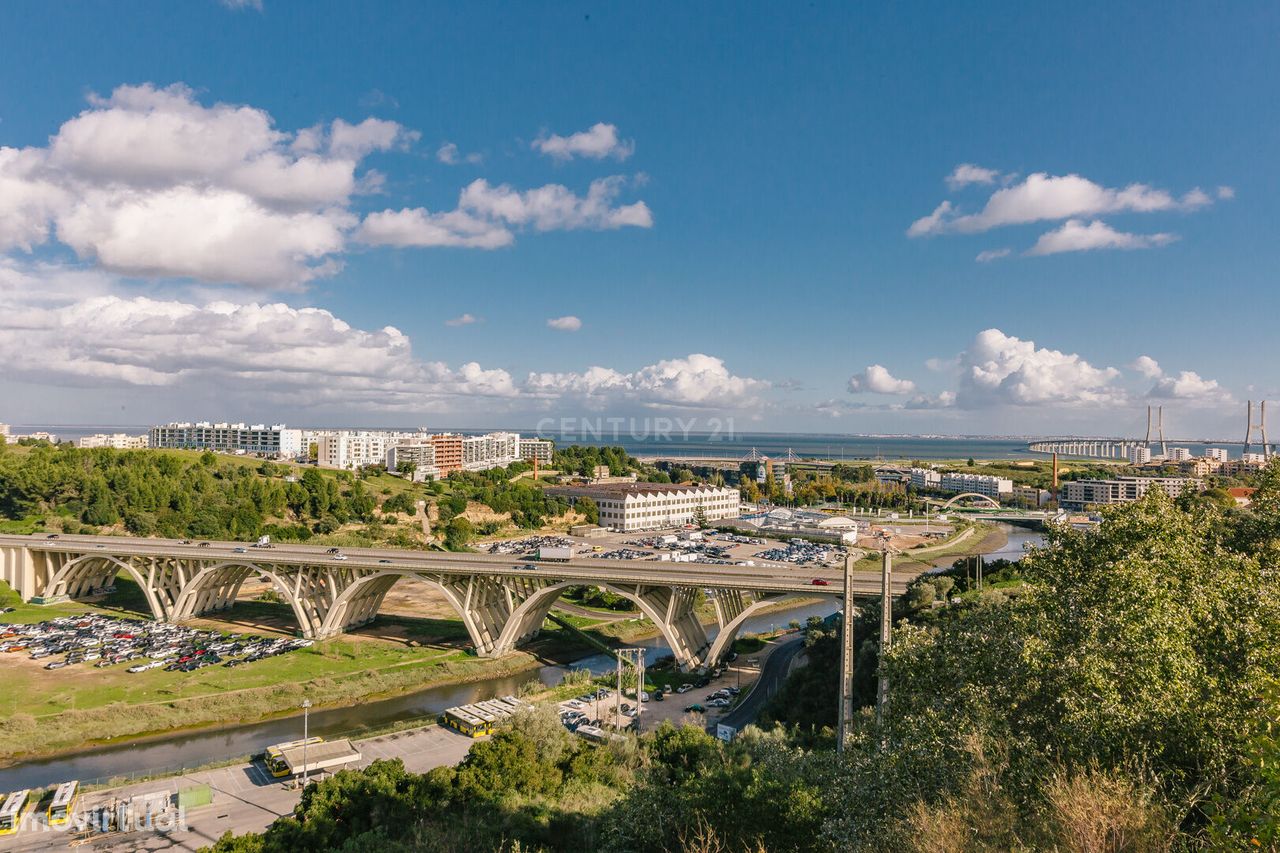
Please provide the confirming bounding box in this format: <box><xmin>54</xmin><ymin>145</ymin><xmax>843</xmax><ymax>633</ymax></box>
<box><xmin>47</xmin><ymin>782</ymin><xmax>78</xmax><ymax>826</ymax></box>
<box><xmin>264</xmin><ymin>737</ymin><xmax>323</xmax><ymax>778</ymax></box>
<box><xmin>0</xmin><ymin>789</ymin><xmax>32</xmax><ymax>835</ymax></box>
<box><xmin>440</xmin><ymin>706</ymin><xmax>491</xmax><ymax>737</ymax></box>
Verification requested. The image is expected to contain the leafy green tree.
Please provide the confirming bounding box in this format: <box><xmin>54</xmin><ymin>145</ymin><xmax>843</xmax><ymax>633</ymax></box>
<box><xmin>576</xmin><ymin>496</ymin><xmax>599</xmax><ymax>524</ymax></box>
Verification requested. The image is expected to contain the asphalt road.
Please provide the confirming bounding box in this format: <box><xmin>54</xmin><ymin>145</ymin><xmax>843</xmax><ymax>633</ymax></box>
<box><xmin>717</xmin><ymin>634</ymin><xmax>808</xmax><ymax>732</ymax></box>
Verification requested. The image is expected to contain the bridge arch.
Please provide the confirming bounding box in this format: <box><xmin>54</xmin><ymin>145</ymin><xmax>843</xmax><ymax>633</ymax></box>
<box><xmin>491</xmin><ymin>579</ymin><xmax>711</xmax><ymax>670</ymax></box>
<box><xmin>941</xmin><ymin>492</ymin><xmax>1001</xmax><ymax>510</ymax></box>
<box><xmin>315</xmin><ymin>570</ymin><xmax>505</xmax><ymax>652</ymax></box>
<box><xmin>701</xmin><ymin>592</ymin><xmax>807</xmax><ymax>668</ymax></box>
<box><xmin>47</xmin><ymin>553</ymin><xmax>170</xmax><ymax>621</ymax></box>
<box><xmin>172</xmin><ymin>562</ymin><xmax>316</xmax><ymax>637</ymax></box>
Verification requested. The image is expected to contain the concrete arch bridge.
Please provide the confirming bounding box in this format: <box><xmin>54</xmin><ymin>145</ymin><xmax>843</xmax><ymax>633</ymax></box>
<box><xmin>0</xmin><ymin>533</ymin><xmax>906</xmax><ymax>671</ymax></box>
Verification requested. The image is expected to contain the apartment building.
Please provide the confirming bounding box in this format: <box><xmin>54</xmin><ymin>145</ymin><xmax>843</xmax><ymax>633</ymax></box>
<box><xmin>150</xmin><ymin>422</ymin><xmax>302</xmax><ymax>458</ymax></box>
<box><xmin>77</xmin><ymin>433</ymin><xmax>150</xmax><ymax>450</ymax></box>
<box><xmin>1203</xmin><ymin>448</ymin><xmax>1230</xmax><ymax>462</ymax></box>
<box><xmin>548</xmin><ymin>483</ymin><xmax>740</xmax><ymax>532</ymax></box>
<box><xmin>909</xmin><ymin>468</ymin><xmax>942</xmax><ymax>490</ymax></box>
<box><xmin>940</xmin><ymin>472</ymin><xmax>1013</xmax><ymax>498</ymax></box>
<box><xmin>1060</xmin><ymin>476</ymin><xmax>1202</xmax><ymax>510</ymax></box>
<box><xmin>1167</xmin><ymin>447</ymin><xmax>1194</xmax><ymax>462</ymax></box>
<box><xmin>429</xmin><ymin>433</ymin><xmax>464</xmax><ymax>475</ymax></box>
<box><xmin>385</xmin><ymin>443</ymin><xmax>439</xmax><ymax>480</ymax></box>
<box><xmin>519</xmin><ymin>438</ymin><xmax>554</xmax><ymax>465</ymax></box>
<box><xmin>463</xmin><ymin>431</ymin><xmax>521</xmax><ymax>471</ymax></box>
<box><xmin>1127</xmin><ymin>446</ymin><xmax>1153</xmax><ymax>464</ymax></box>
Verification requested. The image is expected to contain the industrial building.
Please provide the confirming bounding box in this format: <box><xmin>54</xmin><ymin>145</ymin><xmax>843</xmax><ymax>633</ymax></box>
<box><xmin>1060</xmin><ymin>476</ymin><xmax>1202</xmax><ymax>510</ymax></box>
<box><xmin>149</xmin><ymin>422</ymin><xmax>303</xmax><ymax>458</ymax></box>
<box><xmin>548</xmin><ymin>482</ymin><xmax>740</xmax><ymax>532</ymax></box>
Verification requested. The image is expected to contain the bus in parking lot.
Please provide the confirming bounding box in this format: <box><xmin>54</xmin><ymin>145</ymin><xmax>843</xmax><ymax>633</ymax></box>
<box><xmin>47</xmin><ymin>782</ymin><xmax>78</xmax><ymax>826</ymax></box>
<box><xmin>264</xmin><ymin>737</ymin><xmax>323</xmax><ymax>777</ymax></box>
<box><xmin>0</xmin><ymin>790</ymin><xmax>32</xmax><ymax>835</ymax></box>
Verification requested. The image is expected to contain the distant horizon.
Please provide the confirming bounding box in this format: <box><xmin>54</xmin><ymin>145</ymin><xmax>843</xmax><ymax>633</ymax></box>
<box><xmin>4</xmin><ymin>421</ymin><xmax>1266</xmax><ymax>447</ymax></box>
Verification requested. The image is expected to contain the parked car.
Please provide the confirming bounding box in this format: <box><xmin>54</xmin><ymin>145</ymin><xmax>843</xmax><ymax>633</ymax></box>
<box><xmin>676</xmin><ymin>684</ymin><xmax>693</xmax><ymax>694</ymax></box>
<box><xmin>683</xmin><ymin>703</ymin><xmax>705</xmax><ymax>713</ymax></box>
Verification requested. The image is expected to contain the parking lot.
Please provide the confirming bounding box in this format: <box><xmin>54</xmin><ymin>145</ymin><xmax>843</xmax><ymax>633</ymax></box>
<box><xmin>0</xmin><ymin>613</ymin><xmax>311</xmax><ymax>676</ymax></box>
<box><xmin>477</xmin><ymin>527</ymin><xmax>853</xmax><ymax>570</ymax></box>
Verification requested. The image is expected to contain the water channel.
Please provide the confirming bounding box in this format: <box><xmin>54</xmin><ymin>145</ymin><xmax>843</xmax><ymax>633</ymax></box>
<box><xmin>0</xmin><ymin>523</ymin><xmax>1043</xmax><ymax>790</ymax></box>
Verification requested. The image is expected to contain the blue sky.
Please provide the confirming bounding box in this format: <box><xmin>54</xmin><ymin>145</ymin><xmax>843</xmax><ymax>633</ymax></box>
<box><xmin>0</xmin><ymin>1</ymin><xmax>1277</xmax><ymax>438</ymax></box>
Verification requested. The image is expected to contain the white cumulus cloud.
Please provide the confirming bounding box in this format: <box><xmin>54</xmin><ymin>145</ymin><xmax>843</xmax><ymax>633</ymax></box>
<box><xmin>436</xmin><ymin>142</ymin><xmax>483</xmax><ymax>165</ymax></box>
<box><xmin>975</xmin><ymin>248</ymin><xmax>1011</xmax><ymax>263</ymax></box>
<box><xmin>1148</xmin><ymin>370</ymin><xmax>1232</xmax><ymax>404</ymax></box>
<box><xmin>955</xmin><ymin>328</ymin><xmax>1123</xmax><ymax>408</ymax></box>
<box><xmin>1130</xmin><ymin>355</ymin><xmax>1164</xmax><ymax>379</ymax></box>
<box><xmin>848</xmin><ymin>365</ymin><xmax>916</xmax><ymax>395</ymax></box>
<box><xmin>546</xmin><ymin>315</ymin><xmax>583</xmax><ymax>332</ymax></box>
<box><xmin>1026</xmin><ymin>219</ymin><xmax>1178</xmax><ymax>256</ymax></box>
<box><xmin>533</xmin><ymin>123</ymin><xmax>634</xmax><ymax>161</ymax></box>
<box><xmin>526</xmin><ymin>354</ymin><xmax>767</xmax><ymax>409</ymax></box>
<box><xmin>909</xmin><ymin>170</ymin><xmax>1216</xmax><ymax>237</ymax></box>
<box><xmin>445</xmin><ymin>313</ymin><xmax>480</xmax><ymax>327</ymax></box>
<box><xmin>946</xmin><ymin>164</ymin><xmax>1001</xmax><ymax>190</ymax></box>
<box><xmin>356</xmin><ymin>207</ymin><xmax>513</xmax><ymax>249</ymax></box>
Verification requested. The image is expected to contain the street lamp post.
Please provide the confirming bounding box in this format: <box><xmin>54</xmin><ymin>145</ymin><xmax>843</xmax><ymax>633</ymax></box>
<box><xmin>301</xmin><ymin>699</ymin><xmax>312</xmax><ymax>789</ymax></box>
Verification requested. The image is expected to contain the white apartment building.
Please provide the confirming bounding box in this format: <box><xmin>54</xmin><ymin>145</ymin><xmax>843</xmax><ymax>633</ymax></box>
<box><xmin>1061</xmin><ymin>476</ymin><xmax>1202</xmax><ymax>511</ymax></box>
<box><xmin>385</xmin><ymin>443</ymin><xmax>439</xmax><ymax>480</ymax></box>
<box><xmin>462</xmin><ymin>431</ymin><xmax>521</xmax><ymax>471</ymax></box>
<box><xmin>909</xmin><ymin>468</ymin><xmax>941</xmax><ymax>490</ymax></box>
<box><xmin>939</xmin><ymin>472</ymin><xmax>1013</xmax><ymax>498</ymax></box>
<box><xmin>0</xmin><ymin>424</ymin><xmax>9</xmax><ymax>439</ymax></box>
<box><xmin>77</xmin><ymin>433</ymin><xmax>150</xmax><ymax>450</ymax></box>
<box><xmin>1127</xmin><ymin>446</ymin><xmax>1153</xmax><ymax>464</ymax></box>
<box><xmin>1203</xmin><ymin>448</ymin><xmax>1230</xmax><ymax>462</ymax></box>
<box><xmin>1167</xmin><ymin>447</ymin><xmax>1194</xmax><ymax>462</ymax></box>
<box><xmin>550</xmin><ymin>483</ymin><xmax>740</xmax><ymax>532</ymax></box>
<box><xmin>1243</xmin><ymin>452</ymin><xmax>1271</xmax><ymax>465</ymax></box>
<box><xmin>519</xmin><ymin>438</ymin><xmax>554</xmax><ymax>465</ymax></box>
<box><xmin>150</xmin><ymin>422</ymin><xmax>302</xmax><ymax>458</ymax></box>
<box><xmin>316</xmin><ymin>430</ymin><xmax>418</xmax><ymax>470</ymax></box>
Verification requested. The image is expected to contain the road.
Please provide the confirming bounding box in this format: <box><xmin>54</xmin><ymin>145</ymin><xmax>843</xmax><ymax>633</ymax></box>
<box><xmin>2</xmin><ymin>532</ymin><xmax>914</xmax><ymax>598</ymax></box>
<box><xmin>0</xmin><ymin>725</ymin><xmax>474</xmax><ymax>852</ymax></box>
<box><xmin>717</xmin><ymin>634</ymin><xmax>808</xmax><ymax>732</ymax></box>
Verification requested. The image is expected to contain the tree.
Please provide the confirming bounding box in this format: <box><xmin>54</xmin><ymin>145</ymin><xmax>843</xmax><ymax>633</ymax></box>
<box><xmin>693</xmin><ymin>503</ymin><xmax>708</xmax><ymax>528</ymax></box>
<box><xmin>576</xmin><ymin>496</ymin><xmax>599</xmax><ymax>524</ymax></box>
<box><xmin>443</xmin><ymin>516</ymin><xmax>473</xmax><ymax>551</ymax></box>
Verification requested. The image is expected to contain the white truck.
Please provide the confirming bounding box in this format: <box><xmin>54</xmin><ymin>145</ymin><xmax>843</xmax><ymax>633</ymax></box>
<box><xmin>537</xmin><ymin>545</ymin><xmax>573</xmax><ymax>562</ymax></box>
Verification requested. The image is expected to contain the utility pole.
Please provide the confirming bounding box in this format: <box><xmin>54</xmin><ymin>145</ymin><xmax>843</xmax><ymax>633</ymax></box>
<box><xmin>837</xmin><ymin>553</ymin><xmax>856</xmax><ymax>753</ymax></box>
<box><xmin>616</xmin><ymin>648</ymin><xmax>645</xmax><ymax>732</ymax></box>
<box><xmin>300</xmin><ymin>698</ymin><xmax>311</xmax><ymax>789</ymax></box>
<box><xmin>876</xmin><ymin>543</ymin><xmax>893</xmax><ymax>725</ymax></box>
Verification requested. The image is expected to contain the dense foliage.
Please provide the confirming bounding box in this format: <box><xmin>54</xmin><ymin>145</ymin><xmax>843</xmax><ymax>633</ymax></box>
<box><xmin>0</xmin><ymin>445</ymin><xmax>377</xmax><ymax>540</ymax></box>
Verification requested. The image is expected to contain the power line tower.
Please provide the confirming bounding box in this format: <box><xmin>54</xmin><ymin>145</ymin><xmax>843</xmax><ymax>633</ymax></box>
<box><xmin>1245</xmin><ymin>400</ymin><xmax>1271</xmax><ymax>459</ymax></box>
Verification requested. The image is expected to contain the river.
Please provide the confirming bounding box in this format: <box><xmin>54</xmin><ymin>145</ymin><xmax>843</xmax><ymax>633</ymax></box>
<box><xmin>0</xmin><ymin>524</ymin><xmax>1043</xmax><ymax>790</ymax></box>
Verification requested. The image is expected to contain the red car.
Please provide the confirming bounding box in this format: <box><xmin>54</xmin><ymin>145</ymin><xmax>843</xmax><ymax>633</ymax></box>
<box><xmin>811</xmin><ymin>578</ymin><xmax>830</xmax><ymax>586</ymax></box>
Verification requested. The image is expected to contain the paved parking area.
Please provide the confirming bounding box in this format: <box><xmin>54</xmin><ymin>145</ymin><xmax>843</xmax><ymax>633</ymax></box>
<box><xmin>0</xmin><ymin>726</ymin><xmax>475</xmax><ymax>852</ymax></box>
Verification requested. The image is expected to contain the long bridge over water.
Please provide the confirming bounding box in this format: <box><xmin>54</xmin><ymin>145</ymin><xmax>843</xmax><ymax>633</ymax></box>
<box><xmin>0</xmin><ymin>533</ymin><xmax>906</xmax><ymax>671</ymax></box>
